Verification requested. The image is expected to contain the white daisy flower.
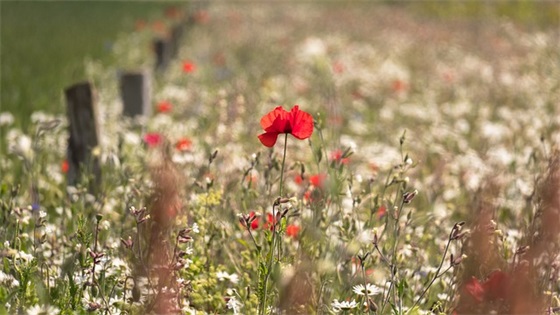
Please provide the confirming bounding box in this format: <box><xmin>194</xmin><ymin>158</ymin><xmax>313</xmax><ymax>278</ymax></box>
<box><xmin>352</xmin><ymin>283</ymin><xmax>383</xmax><ymax>296</ymax></box>
<box><xmin>331</xmin><ymin>299</ymin><xmax>358</xmax><ymax>312</ymax></box>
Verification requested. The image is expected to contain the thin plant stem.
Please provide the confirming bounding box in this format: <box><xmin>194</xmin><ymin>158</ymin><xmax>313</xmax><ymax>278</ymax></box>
<box><xmin>410</xmin><ymin>230</ymin><xmax>454</xmax><ymax>311</ymax></box>
<box><xmin>260</xmin><ymin>133</ymin><xmax>288</xmax><ymax>315</ymax></box>
<box><xmin>279</xmin><ymin>133</ymin><xmax>288</xmax><ymax>197</ymax></box>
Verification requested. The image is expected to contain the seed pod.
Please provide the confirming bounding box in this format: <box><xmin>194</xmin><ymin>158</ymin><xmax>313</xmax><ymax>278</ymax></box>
<box><xmin>403</xmin><ymin>189</ymin><xmax>418</xmax><ymax>204</ymax></box>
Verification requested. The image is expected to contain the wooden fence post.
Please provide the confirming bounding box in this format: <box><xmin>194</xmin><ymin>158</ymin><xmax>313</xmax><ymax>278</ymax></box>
<box><xmin>154</xmin><ymin>38</ymin><xmax>171</xmax><ymax>72</ymax></box>
<box><xmin>120</xmin><ymin>70</ymin><xmax>152</xmax><ymax>117</ymax></box>
<box><xmin>65</xmin><ymin>82</ymin><xmax>101</xmax><ymax>193</ymax></box>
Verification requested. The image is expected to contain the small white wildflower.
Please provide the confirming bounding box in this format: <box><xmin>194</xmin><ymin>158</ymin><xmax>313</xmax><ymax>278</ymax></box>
<box><xmin>352</xmin><ymin>283</ymin><xmax>383</xmax><ymax>296</ymax></box>
<box><xmin>192</xmin><ymin>223</ymin><xmax>200</xmax><ymax>234</ymax></box>
<box><xmin>85</xmin><ymin>194</ymin><xmax>96</xmax><ymax>203</ymax></box>
<box><xmin>123</xmin><ymin>132</ymin><xmax>141</xmax><ymax>145</ymax></box>
<box><xmin>437</xmin><ymin>293</ymin><xmax>449</xmax><ymax>300</ymax></box>
<box><xmin>26</xmin><ymin>304</ymin><xmax>60</xmax><ymax>315</ymax></box>
<box><xmin>331</xmin><ymin>299</ymin><xmax>358</xmax><ymax>312</ymax></box>
<box><xmin>100</xmin><ymin>220</ymin><xmax>111</xmax><ymax>230</ymax></box>
<box><xmin>9</xmin><ymin>134</ymin><xmax>32</xmax><ymax>158</ymax></box>
<box><xmin>0</xmin><ymin>112</ymin><xmax>14</xmax><ymax>126</ymax></box>
<box><xmin>216</xmin><ymin>271</ymin><xmax>239</xmax><ymax>284</ymax></box>
<box><xmin>228</xmin><ymin>273</ymin><xmax>239</xmax><ymax>284</ymax></box>
<box><xmin>39</xmin><ymin>211</ymin><xmax>47</xmax><ymax>218</ymax></box>
<box><xmin>226</xmin><ymin>296</ymin><xmax>242</xmax><ymax>314</ymax></box>
<box><xmin>0</xmin><ymin>270</ymin><xmax>18</xmax><ymax>287</ymax></box>
<box><xmin>15</xmin><ymin>251</ymin><xmax>34</xmax><ymax>262</ymax></box>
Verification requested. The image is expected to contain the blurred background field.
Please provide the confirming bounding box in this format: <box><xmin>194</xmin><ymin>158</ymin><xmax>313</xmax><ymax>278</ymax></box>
<box><xmin>1</xmin><ymin>1</ymin><xmax>558</xmax><ymax>128</ymax></box>
<box><xmin>0</xmin><ymin>1</ymin><xmax>181</xmax><ymax>129</ymax></box>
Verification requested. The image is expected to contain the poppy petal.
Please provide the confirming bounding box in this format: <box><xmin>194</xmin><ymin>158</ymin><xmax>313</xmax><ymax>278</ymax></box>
<box><xmin>464</xmin><ymin>277</ymin><xmax>485</xmax><ymax>302</ymax></box>
<box><xmin>258</xmin><ymin>132</ymin><xmax>280</xmax><ymax>147</ymax></box>
<box><xmin>260</xmin><ymin>106</ymin><xmax>287</xmax><ymax>130</ymax></box>
<box><xmin>289</xmin><ymin>105</ymin><xmax>314</xmax><ymax>140</ymax></box>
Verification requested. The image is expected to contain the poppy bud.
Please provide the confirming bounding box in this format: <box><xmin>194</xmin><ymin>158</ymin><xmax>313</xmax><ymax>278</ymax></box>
<box><xmin>121</xmin><ymin>237</ymin><xmax>134</xmax><ymax>249</ymax></box>
<box><xmin>403</xmin><ymin>189</ymin><xmax>418</xmax><ymax>204</ymax></box>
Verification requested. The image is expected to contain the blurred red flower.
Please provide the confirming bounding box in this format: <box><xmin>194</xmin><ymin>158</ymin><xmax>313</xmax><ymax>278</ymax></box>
<box><xmin>175</xmin><ymin>138</ymin><xmax>192</xmax><ymax>151</ymax></box>
<box><xmin>376</xmin><ymin>205</ymin><xmax>387</xmax><ymax>219</ymax></box>
<box><xmin>464</xmin><ymin>277</ymin><xmax>485</xmax><ymax>303</ymax></box>
<box><xmin>464</xmin><ymin>270</ymin><xmax>510</xmax><ymax>303</ymax></box>
<box><xmin>309</xmin><ymin>173</ymin><xmax>327</xmax><ymax>188</ymax></box>
<box><xmin>144</xmin><ymin>133</ymin><xmax>162</xmax><ymax>148</ymax></box>
<box><xmin>165</xmin><ymin>6</ymin><xmax>180</xmax><ymax>19</ymax></box>
<box><xmin>157</xmin><ymin>100</ymin><xmax>172</xmax><ymax>113</ymax></box>
<box><xmin>392</xmin><ymin>79</ymin><xmax>408</xmax><ymax>93</ymax></box>
<box><xmin>61</xmin><ymin>159</ymin><xmax>69</xmax><ymax>174</ymax></box>
<box><xmin>135</xmin><ymin>19</ymin><xmax>146</xmax><ymax>31</ymax></box>
<box><xmin>286</xmin><ymin>225</ymin><xmax>300</xmax><ymax>238</ymax></box>
<box><xmin>182</xmin><ymin>61</ymin><xmax>196</xmax><ymax>73</ymax></box>
<box><xmin>332</xmin><ymin>61</ymin><xmax>344</xmax><ymax>74</ymax></box>
<box><xmin>330</xmin><ymin>149</ymin><xmax>349</xmax><ymax>165</ymax></box>
<box><xmin>258</xmin><ymin>105</ymin><xmax>314</xmax><ymax>147</ymax></box>
<box><xmin>249</xmin><ymin>211</ymin><xmax>259</xmax><ymax>230</ymax></box>
<box><xmin>152</xmin><ymin>20</ymin><xmax>166</xmax><ymax>33</ymax></box>
<box><xmin>263</xmin><ymin>213</ymin><xmax>278</xmax><ymax>231</ymax></box>
<box><xmin>194</xmin><ymin>10</ymin><xmax>209</xmax><ymax>24</ymax></box>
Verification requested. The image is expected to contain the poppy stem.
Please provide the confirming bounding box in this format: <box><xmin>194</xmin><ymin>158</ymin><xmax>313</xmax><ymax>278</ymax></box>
<box><xmin>260</xmin><ymin>133</ymin><xmax>288</xmax><ymax>315</ymax></box>
<box><xmin>279</xmin><ymin>133</ymin><xmax>288</xmax><ymax>197</ymax></box>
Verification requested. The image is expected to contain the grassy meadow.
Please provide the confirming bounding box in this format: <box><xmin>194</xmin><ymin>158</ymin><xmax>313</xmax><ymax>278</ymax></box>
<box><xmin>0</xmin><ymin>1</ymin><xmax>181</xmax><ymax>129</ymax></box>
<box><xmin>0</xmin><ymin>2</ymin><xmax>560</xmax><ymax>314</ymax></box>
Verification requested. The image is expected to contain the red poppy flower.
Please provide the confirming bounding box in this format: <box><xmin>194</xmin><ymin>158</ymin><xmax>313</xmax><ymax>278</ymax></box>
<box><xmin>286</xmin><ymin>225</ymin><xmax>300</xmax><ymax>238</ymax></box>
<box><xmin>182</xmin><ymin>61</ymin><xmax>196</xmax><ymax>73</ymax></box>
<box><xmin>249</xmin><ymin>211</ymin><xmax>259</xmax><ymax>230</ymax></box>
<box><xmin>194</xmin><ymin>10</ymin><xmax>209</xmax><ymax>24</ymax></box>
<box><xmin>309</xmin><ymin>173</ymin><xmax>326</xmax><ymax>188</ymax></box>
<box><xmin>464</xmin><ymin>277</ymin><xmax>485</xmax><ymax>303</ymax></box>
<box><xmin>392</xmin><ymin>79</ymin><xmax>408</xmax><ymax>93</ymax></box>
<box><xmin>463</xmin><ymin>270</ymin><xmax>510</xmax><ymax>304</ymax></box>
<box><xmin>157</xmin><ymin>100</ymin><xmax>172</xmax><ymax>113</ymax></box>
<box><xmin>144</xmin><ymin>132</ymin><xmax>162</xmax><ymax>148</ymax></box>
<box><xmin>263</xmin><ymin>213</ymin><xmax>278</xmax><ymax>231</ymax></box>
<box><xmin>332</xmin><ymin>61</ymin><xmax>344</xmax><ymax>74</ymax></box>
<box><xmin>165</xmin><ymin>6</ymin><xmax>180</xmax><ymax>19</ymax></box>
<box><xmin>330</xmin><ymin>149</ymin><xmax>349</xmax><ymax>165</ymax></box>
<box><xmin>294</xmin><ymin>174</ymin><xmax>304</xmax><ymax>185</ymax></box>
<box><xmin>61</xmin><ymin>159</ymin><xmax>69</xmax><ymax>174</ymax></box>
<box><xmin>482</xmin><ymin>270</ymin><xmax>509</xmax><ymax>301</ymax></box>
<box><xmin>135</xmin><ymin>19</ymin><xmax>146</xmax><ymax>31</ymax></box>
<box><xmin>303</xmin><ymin>190</ymin><xmax>312</xmax><ymax>202</ymax></box>
<box><xmin>175</xmin><ymin>138</ymin><xmax>192</xmax><ymax>151</ymax></box>
<box><xmin>376</xmin><ymin>205</ymin><xmax>387</xmax><ymax>219</ymax></box>
<box><xmin>258</xmin><ymin>105</ymin><xmax>314</xmax><ymax>147</ymax></box>
<box><xmin>152</xmin><ymin>20</ymin><xmax>166</xmax><ymax>33</ymax></box>
<box><xmin>246</xmin><ymin>175</ymin><xmax>258</xmax><ymax>184</ymax></box>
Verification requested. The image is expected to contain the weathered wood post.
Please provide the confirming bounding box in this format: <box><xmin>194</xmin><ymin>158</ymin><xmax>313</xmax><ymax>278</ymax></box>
<box><xmin>154</xmin><ymin>37</ymin><xmax>171</xmax><ymax>72</ymax></box>
<box><xmin>120</xmin><ymin>70</ymin><xmax>152</xmax><ymax>117</ymax></box>
<box><xmin>65</xmin><ymin>82</ymin><xmax>101</xmax><ymax>193</ymax></box>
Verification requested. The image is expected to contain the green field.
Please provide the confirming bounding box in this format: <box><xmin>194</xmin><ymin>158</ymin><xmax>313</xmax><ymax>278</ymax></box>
<box><xmin>1</xmin><ymin>1</ymin><xmax>557</xmax><ymax>129</ymax></box>
<box><xmin>0</xmin><ymin>1</ymin><xmax>181</xmax><ymax>128</ymax></box>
